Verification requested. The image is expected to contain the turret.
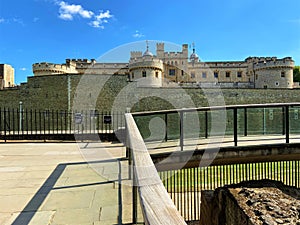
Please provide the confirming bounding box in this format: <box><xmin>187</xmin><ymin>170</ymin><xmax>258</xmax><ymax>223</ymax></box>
<box><xmin>128</xmin><ymin>41</ymin><xmax>163</xmax><ymax>87</ymax></box>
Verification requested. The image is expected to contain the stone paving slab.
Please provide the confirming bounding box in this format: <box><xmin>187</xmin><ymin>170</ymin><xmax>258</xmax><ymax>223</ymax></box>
<box><xmin>0</xmin><ymin>142</ymin><xmax>137</xmax><ymax>225</ymax></box>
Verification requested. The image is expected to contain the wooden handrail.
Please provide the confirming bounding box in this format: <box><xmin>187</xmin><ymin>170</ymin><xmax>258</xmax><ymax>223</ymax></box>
<box><xmin>125</xmin><ymin>113</ymin><xmax>186</xmax><ymax>225</ymax></box>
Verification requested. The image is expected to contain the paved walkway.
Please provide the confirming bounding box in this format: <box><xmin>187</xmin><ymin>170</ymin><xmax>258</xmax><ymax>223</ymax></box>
<box><xmin>0</xmin><ymin>142</ymin><xmax>141</xmax><ymax>225</ymax></box>
<box><xmin>2</xmin><ymin>134</ymin><xmax>296</xmax><ymax>224</ymax></box>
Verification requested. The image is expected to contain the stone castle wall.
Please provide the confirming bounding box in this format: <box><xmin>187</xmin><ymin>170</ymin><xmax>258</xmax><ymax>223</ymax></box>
<box><xmin>1</xmin><ymin>74</ymin><xmax>300</xmax><ymax>111</ymax></box>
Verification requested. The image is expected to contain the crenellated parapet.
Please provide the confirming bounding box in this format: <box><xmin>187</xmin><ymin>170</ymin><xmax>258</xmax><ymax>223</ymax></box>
<box><xmin>129</xmin><ymin>58</ymin><xmax>163</xmax><ymax>71</ymax></box>
<box><xmin>130</xmin><ymin>51</ymin><xmax>143</xmax><ymax>59</ymax></box>
<box><xmin>32</xmin><ymin>62</ymin><xmax>78</xmax><ymax>76</ymax></box>
<box><xmin>252</xmin><ymin>57</ymin><xmax>294</xmax><ymax>71</ymax></box>
<box><xmin>66</xmin><ymin>58</ymin><xmax>96</xmax><ymax>64</ymax></box>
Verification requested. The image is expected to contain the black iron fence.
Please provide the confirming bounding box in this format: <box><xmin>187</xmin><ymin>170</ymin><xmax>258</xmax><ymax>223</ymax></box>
<box><xmin>158</xmin><ymin>160</ymin><xmax>300</xmax><ymax>222</ymax></box>
<box><xmin>0</xmin><ymin>108</ymin><xmax>125</xmax><ymax>141</ymax></box>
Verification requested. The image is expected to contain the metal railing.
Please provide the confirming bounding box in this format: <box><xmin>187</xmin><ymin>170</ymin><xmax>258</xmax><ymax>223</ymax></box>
<box><xmin>132</xmin><ymin>103</ymin><xmax>300</xmax><ymax>150</ymax></box>
<box><xmin>131</xmin><ymin>103</ymin><xmax>300</xmax><ymax>223</ymax></box>
<box><xmin>0</xmin><ymin>108</ymin><xmax>125</xmax><ymax>141</ymax></box>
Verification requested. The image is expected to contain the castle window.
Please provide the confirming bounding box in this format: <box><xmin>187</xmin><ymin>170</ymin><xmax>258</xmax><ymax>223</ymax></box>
<box><xmin>191</xmin><ymin>72</ymin><xmax>195</xmax><ymax>78</ymax></box>
<box><xmin>181</xmin><ymin>70</ymin><xmax>184</xmax><ymax>76</ymax></box>
<box><xmin>275</xmin><ymin>82</ymin><xmax>279</xmax><ymax>86</ymax></box>
<box><xmin>132</xmin><ymin>73</ymin><xmax>134</xmax><ymax>79</ymax></box>
<box><xmin>142</xmin><ymin>71</ymin><xmax>146</xmax><ymax>77</ymax></box>
<box><xmin>237</xmin><ymin>71</ymin><xmax>242</xmax><ymax>78</ymax></box>
<box><xmin>281</xmin><ymin>71</ymin><xmax>285</xmax><ymax>77</ymax></box>
<box><xmin>214</xmin><ymin>71</ymin><xmax>219</xmax><ymax>78</ymax></box>
<box><xmin>226</xmin><ymin>71</ymin><xmax>231</xmax><ymax>78</ymax></box>
<box><xmin>169</xmin><ymin>69</ymin><xmax>175</xmax><ymax>76</ymax></box>
<box><xmin>155</xmin><ymin>72</ymin><xmax>159</xmax><ymax>78</ymax></box>
<box><xmin>202</xmin><ymin>72</ymin><xmax>207</xmax><ymax>79</ymax></box>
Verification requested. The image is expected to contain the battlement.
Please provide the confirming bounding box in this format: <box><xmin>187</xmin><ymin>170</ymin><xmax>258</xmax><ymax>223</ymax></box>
<box><xmin>253</xmin><ymin>57</ymin><xmax>294</xmax><ymax>70</ymax></box>
<box><xmin>32</xmin><ymin>62</ymin><xmax>78</xmax><ymax>76</ymax></box>
<box><xmin>196</xmin><ymin>61</ymin><xmax>247</xmax><ymax>68</ymax></box>
<box><xmin>130</xmin><ymin>51</ymin><xmax>143</xmax><ymax>59</ymax></box>
<box><xmin>129</xmin><ymin>58</ymin><xmax>163</xmax><ymax>71</ymax></box>
<box><xmin>65</xmin><ymin>58</ymin><xmax>96</xmax><ymax>64</ymax></box>
<box><xmin>163</xmin><ymin>51</ymin><xmax>185</xmax><ymax>58</ymax></box>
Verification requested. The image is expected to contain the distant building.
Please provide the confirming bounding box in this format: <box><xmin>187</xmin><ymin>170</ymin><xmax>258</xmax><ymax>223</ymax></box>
<box><xmin>32</xmin><ymin>42</ymin><xmax>295</xmax><ymax>89</ymax></box>
<box><xmin>0</xmin><ymin>64</ymin><xmax>15</xmax><ymax>89</ymax></box>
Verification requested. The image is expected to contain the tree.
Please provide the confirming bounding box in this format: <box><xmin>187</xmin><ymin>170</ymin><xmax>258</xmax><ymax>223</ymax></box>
<box><xmin>294</xmin><ymin>66</ymin><xmax>300</xmax><ymax>82</ymax></box>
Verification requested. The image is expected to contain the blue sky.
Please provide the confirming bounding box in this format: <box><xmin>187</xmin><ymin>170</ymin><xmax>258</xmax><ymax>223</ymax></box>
<box><xmin>0</xmin><ymin>0</ymin><xmax>300</xmax><ymax>84</ymax></box>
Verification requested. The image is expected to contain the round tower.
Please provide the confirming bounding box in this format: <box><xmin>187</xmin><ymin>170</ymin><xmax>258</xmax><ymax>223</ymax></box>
<box><xmin>129</xmin><ymin>42</ymin><xmax>163</xmax><ymax>87</ymax></box>
<box><xmin>253</xmin><ymin>57</ymin><xmax>294</xmax><ymax>89</ymax></box>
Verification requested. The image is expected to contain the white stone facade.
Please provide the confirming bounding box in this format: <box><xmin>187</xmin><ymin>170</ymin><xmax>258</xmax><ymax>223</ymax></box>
<box><xmin>0</xmin><ymin>64</ymin><xmax>15</xmax><ymax>89</ymax></box>
<box><xmin>32</xmin><ymin>43</ymin><xmax>295</xmax><ymax>89</ymax></box>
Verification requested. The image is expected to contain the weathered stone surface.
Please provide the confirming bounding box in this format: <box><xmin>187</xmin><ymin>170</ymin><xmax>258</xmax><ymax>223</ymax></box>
<box><xmin>200</xmin><ymin>180</ymin><xmax>300</xmax><ymax>225</ymax></box>
<box><xmin>1</xmin><ymin>73</ymin><xmax>300</xmax><ymax>111</ymax></box>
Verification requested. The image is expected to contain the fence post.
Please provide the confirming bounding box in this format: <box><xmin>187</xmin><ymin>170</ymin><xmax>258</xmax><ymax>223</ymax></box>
<box><xmin>282</xmin><ymin>106</ymin><xmax>286</xmax><ymax>135</ymax></box>
<box><xmin>244</xmin><ymin>107</ymin><xmax>247</xmax><ymax>136</ymax></box>
<box><xmin>164</xmin><ymin>113</ymin><xmax>168</xmax><ymax>142</ymax></box>
<box><xmin>4</xmin><ymin>108</ymin><xmax>6</xmax><ymax>143</ymax></box>
<box><xmin>205</xmin><ymin>110</ymin><xmax>208</xmax><ymax>139</ymax></box>
<box><xmin>233</xmin><ymin>107</ymin><xmax>238</xmax><ymax>146</ymax></box>
<box><xmin>180</xmin><ymin>110</ymin><xmax>184</xmax><ymax>151</ymax></box>
<box><xmin>43</xmin><ymin>111</ymin><xmax>46</xmax><ymax>142</ymax></box>
<box><xmin>285</xmin><ymin>105</ymin><xmax>289</xmax><ymax>143</ymax></box>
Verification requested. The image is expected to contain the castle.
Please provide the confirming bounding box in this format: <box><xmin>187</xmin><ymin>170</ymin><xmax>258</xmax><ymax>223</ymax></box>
<box><xmin>32</xmin><ymin>42</ymin><xmax>295</xmax><ymax>89</ymax></box>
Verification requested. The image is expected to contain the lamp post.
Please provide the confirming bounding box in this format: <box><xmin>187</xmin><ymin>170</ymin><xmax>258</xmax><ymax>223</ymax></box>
<box><xmin>19</xmin><ymin>101</ymin><xmax>23</xmax><ymax>132</ymax></box>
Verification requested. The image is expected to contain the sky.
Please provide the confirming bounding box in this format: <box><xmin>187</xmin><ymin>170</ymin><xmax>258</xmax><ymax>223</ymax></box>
<box><xmin>0</xmin><ymin>0</ymin><xmax>300</xmax><ymax>85</ymax></box>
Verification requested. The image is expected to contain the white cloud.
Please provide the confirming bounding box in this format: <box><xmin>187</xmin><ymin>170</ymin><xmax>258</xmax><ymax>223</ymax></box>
<box><xmin>59</xmin><ymin>13</ymin><xmax>73</xmax><ymax>20</ymax></box>
<box><xmin>20</xmin><ymin>68</ymin><xmax>27</xmax><ymax>71</ymax></box>
<box><xmin>95</xmin><ymin>10</ymin><xmax>112</xmax><ymax>20</ymax></box>
<box><xmin>54</xmin><ymin>1</ymin><xmax>113</xmax><ymax>29</ymax></box>
<box><xmin>12</xmin><ymin>18</ymin><xmax>25</xmax><ymax>26</ymax></box>
<box><xmin>89</xmin><ymin>21</ymin><xmax>104</xmax><ymax>29</ymax></box>
<box><xmin>133</xmin><ymin>30</ymin><xmax>145</xmax><ymax>38</ymax></box>
<box><xmin>0</xmin><ymin>18</ymin><xmax>25</xmax><ymax>25</ymax></box>
<box><xmin>57</xmin><ymin>1</ymin><xmax>94</xmax><ymax>21</ymax></box>
<box><xmin>89</xmin><ymin>10</ymin><xmax>113</xmax><ymax>29</ymax></box>
<box><xmin>288</xmin><ymin>19</ymin><xmax>300</xmax><ymax>25</ymax></box>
